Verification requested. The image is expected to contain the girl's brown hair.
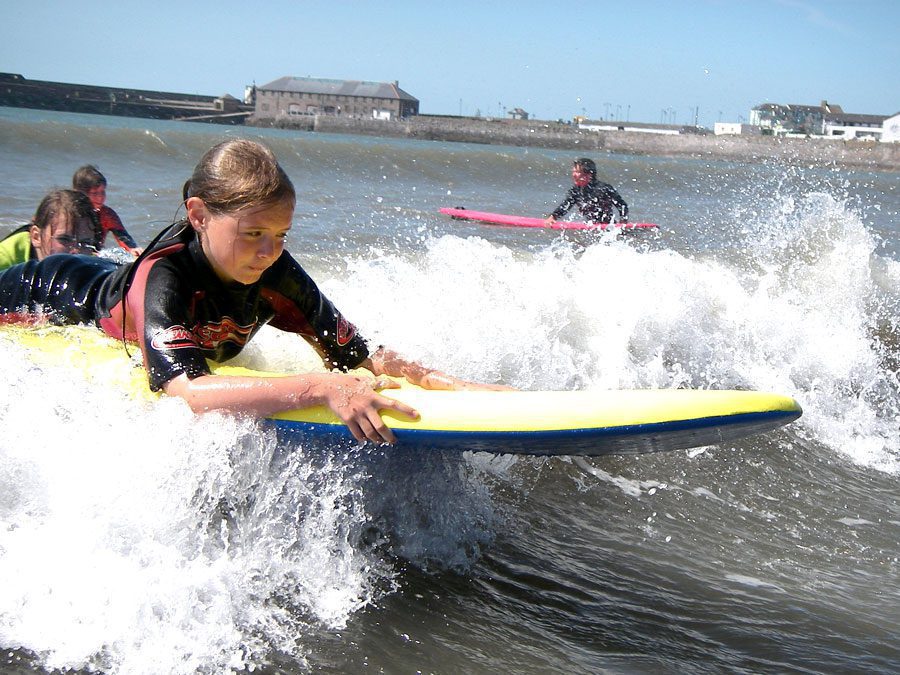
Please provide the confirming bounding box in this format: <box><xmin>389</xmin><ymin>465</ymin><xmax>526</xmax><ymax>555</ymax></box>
<box><xmin>183</xmin><ymin>139</ymin><xmax>295</xmax><ymax>215</ymax></box>
<box><xmin>33</xmin><ymin>189</ymin><xmax>100</xmax><ymax>240</ymax></box>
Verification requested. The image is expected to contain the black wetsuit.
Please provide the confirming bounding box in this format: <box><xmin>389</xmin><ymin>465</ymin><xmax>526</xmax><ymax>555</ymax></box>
<box><xmin>550</xmin><ymin>179</ymin><xmax>629</xmax><ymax>223</ymax></box>
<box><xmin>0</xmin><ymin>223</ymin><xmax>369</xmax><ymax>390</ymax></box>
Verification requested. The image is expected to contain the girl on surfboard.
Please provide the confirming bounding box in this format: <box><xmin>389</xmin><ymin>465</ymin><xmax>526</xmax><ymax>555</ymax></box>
<box><xmin>0</xmin><ymin>139</ymin><xmax>506</xmax><ymax>443</ymax></box>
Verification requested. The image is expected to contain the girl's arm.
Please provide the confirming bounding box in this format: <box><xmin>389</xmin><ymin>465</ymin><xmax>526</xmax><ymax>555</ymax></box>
<box><xmin>163</xmin><ymin>370</ymin><xmax>418</xmax><ymax>444</ymax></box>
<box><xmin>364</xmin><ymin>347</ymin><xmax>513</xmax><ymax>391</ymax></box>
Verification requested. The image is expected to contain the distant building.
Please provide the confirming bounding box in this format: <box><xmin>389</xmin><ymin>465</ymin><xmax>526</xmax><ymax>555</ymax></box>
<box><xmin>577</xmin><ymin>119</ymin><xmax>702</xmax><ymax>136</ymax></box>
<box><xmin>749</xmin><ymin>101</ymin><xmax>837</xmax><ymax>135</ymax></box>
<box><xmin>883</xmin><ymin>113</ymin><xmax>900</xmax><ymax>143</ymax></box>
<box><xmin>714</xmin><ymin>122</ymin><xmax>741</xmax><ymax>136</ymax></box>
<box><xmin>507</xmin><ymin>107</ymin><xmax>529</xmax><ymax>120</ymax></box>
<box><xmin>714</xmin><ymin>122</ymin><xmax>760</xmax><ymax>136</ymax></box>
<box><xmin>749</xmin><ymin>100</ymin><xmax>889</xmax><ymax>138</ymax></box>
<box><xmin>823</xmin><ymin>111</ymin><xmax>889</xmax><ymax>140</ymax></box>
<box><xmin>253</xmin><ymin>76</ymin><xmax>419</xmax><ymax>121</ymax></box>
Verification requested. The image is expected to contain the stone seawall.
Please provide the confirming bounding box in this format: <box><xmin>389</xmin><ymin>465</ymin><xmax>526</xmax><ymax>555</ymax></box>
<box><xmin>1</xmin><ymin>73</ymin><xmax>252</xmax><ymax>124</ymax></box>
<box><xmin>251</xmin><ymin>115</ymin><xmax>900</xmax><ymax>172</ymax></box>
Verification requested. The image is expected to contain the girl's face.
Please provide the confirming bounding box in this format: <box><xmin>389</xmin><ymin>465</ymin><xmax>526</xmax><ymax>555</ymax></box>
<box><xmin>30</xmin><ymin>213</ymin><xmax>97</xmax><ymax>259</ymax></box>
<box><xmin>188</xmin><ymin>197</ymin><xmax>294</xmax><ymax>285</ymax></box>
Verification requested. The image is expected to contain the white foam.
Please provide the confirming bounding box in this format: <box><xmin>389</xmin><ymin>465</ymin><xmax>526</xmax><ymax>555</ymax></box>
<box><xmin>0</xmin><ymin>347</ymin><xmax>391</xmax><ymax>671</ymax></box>
<box><xmin>0</xmin><ymin>331</ymin><xmax>517</xmax><ymax>671</ymax></box>
<box><xmin>325</xmin><ymin>191</ymin><xmax>898</xmax><ymax>473</ymax></box>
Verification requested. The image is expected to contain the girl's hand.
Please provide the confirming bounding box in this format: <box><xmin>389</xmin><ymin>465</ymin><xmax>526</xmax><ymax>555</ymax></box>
<box><xmin>418</xmin><ymin>371</ymin><xmax>515</xmax><ymax>391</ymax></box>
<box><xmin>322</xmin><ymin>373</ymin><xmax>418</xmax><ymax>444</ymax></box>
<box><xmin>163</xmin><ymin>371</ymin><xmax>418</xmax><ymax>445</ymax></box>
<box><xmin>364</xmin><ymin>348</ymin><xmax>515</xmax><ymax>392</ymax></box>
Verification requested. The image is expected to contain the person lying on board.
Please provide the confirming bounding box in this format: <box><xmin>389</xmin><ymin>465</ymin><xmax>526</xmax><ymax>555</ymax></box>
<box><xmin>544</xmin><ymin>157</ymin><xmax>629</xmax><ymax>226</ymax></box>
<box><xmin>73</xmin><ymin>164</ymin><xmax>144</xmax><ymax>257</ymax></box>
<box><xmin>0</xmin><ymin>189</ymin><xmax>100</xmax><ymax>272</ymax></box>
<box><xmin>0</xmin><ymin>139</ymin><xmax>507</xmax><ymax>444</ymax></box>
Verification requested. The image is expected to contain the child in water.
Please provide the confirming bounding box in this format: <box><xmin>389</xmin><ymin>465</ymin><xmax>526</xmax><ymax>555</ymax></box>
<box><xmin>545</xmin><ymin>157</ymin><xmax>629</xmax><ymax>226</ymax></box>
<box><xmin>0</xmin><ymin>189</ymin><xmax>100</xmax><ymax>271</ymax></box>
<box><xmin>72</xmin><ymin>164</ymin><xmax>143</xmax><ymax>256</ymax></box>
<box><xmin>0</xmin><ymin>139</ymin><xmax>505</xmax><ymax>443</ymax></box>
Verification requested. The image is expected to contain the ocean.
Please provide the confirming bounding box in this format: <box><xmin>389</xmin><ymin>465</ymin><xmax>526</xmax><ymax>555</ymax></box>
<box><xmin>0</xmin><ymin>106</ymin><xmax>897</xmax><ymax>674</ymax></box>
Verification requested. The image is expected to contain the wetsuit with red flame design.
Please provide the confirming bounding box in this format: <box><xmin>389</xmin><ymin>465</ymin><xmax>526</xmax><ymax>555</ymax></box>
<box><xmin>0</xmin><ymin>223</ymin><xmax>370</xmax><ymax>391</ymax></box>
<box><xmin>96</xmin><ymin>205</ymin><xmax>141</xmax><ymax>254</ymax></box>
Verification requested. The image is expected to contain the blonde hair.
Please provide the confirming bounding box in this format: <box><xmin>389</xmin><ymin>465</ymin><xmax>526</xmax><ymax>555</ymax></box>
<box><xmin>183</xmin><ymin>139</ymin><xmax>295</xmax><ymax>215</ymax></box>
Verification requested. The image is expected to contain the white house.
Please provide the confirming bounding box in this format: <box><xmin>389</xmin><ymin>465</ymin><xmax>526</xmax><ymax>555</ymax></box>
<box><xmin>882</xmin><ymin>113</ymin><xmax>900</xmax><ymax>143</ymax></box>
<box><xmin>822</xmin><ymin>111</ymin><xmax>886</xmax><ymax>140</ymax></box>
<box><xmin>714</xmin><ymin>123</ymin><xmax>762</xmax><ymax>136</ymax></box>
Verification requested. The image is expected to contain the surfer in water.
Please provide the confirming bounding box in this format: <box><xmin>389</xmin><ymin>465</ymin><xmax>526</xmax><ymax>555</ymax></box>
<box><xmin>73</xmin><ymin>164</ymin><xmax>143</xmax><ymax>257</ymax></box>
<box><xmin>545</xmin><ymin>157</ymin><xmax>629</xmax><ymax>225</ymax></box>
<box><xmin>0</xmin><ymin>139</ymin><xmax>506</xmax><ymax>444</ymax></box>
<box><xmin>0</xmin><ymin>189</ymin><xmax>100</xmax><ymax>271</ymax></box>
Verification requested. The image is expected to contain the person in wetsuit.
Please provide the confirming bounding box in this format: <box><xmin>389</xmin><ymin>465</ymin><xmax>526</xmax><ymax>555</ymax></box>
<box><xmin>0</xmin><ymin>139</ymin><xmax>507</xmax><ymax>443</ymax></box>
<box><xmin>545</xmin><ymin>157</ymin><xmax>629</xmax><ymax>225</ymax></box>
<box><xmin>0</xmin><ymin>189</ymin><xmax>100</xmax><ymax>271</ymax></box>
<box><xmin>73</xmin><ymin>165</ymin><xmax>143</xmax><ymax>256</ymax></box>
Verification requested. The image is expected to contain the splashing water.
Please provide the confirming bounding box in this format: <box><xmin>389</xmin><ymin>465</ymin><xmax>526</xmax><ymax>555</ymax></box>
<box><xmin>0</xmin><ymin>109</ymin><xmax>897</xmax><ymax>672</ymax></box>
<box><xmin>0</xmin><ymin>329</ymin><xmax>509</xmax><ymax>672</ymax></box>
<box><xmin>330</xmin><ymin>191</ymin><xmax>898</xmax><ymax>473</ymax></box>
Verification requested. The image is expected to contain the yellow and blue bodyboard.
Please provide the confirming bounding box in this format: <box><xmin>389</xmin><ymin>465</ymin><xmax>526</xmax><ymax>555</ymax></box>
<box><xmin>0</xmin><ymin>324</ymin><xmax>802</xmax><ymax>456</ymax></box>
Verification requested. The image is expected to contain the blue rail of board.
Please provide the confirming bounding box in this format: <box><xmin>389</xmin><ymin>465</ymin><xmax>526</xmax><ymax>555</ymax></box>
<box><xmin>269</xmin><ymin>409</ymin><xmax>801</xmax><ymax>456</ymax></box>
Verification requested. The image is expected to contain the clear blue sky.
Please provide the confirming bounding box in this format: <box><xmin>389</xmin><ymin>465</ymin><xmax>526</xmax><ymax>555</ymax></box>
<box><xmin>2</xmin><ymin>0</ymin><xmax>898</xmax><ymax>128</ymax></box>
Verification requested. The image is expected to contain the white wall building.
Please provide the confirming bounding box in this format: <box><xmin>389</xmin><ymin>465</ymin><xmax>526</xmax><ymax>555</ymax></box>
<box><xmin>577</xmin><ymin>120</ymin><xmax>683</xmax><ymax>135</ymax></box>
<box><xmin>714</xmin><ymin>122</ymin><xmax>742</xmax><ymax>135</ymax></box>
<box><xmin>882</xmin><ymin>113</ymin><xmax>900</xmax><ymax>143</ymax></box>
<box><xmin>822</xmin><ymin>112</ymin><xmax>885</xmax><ymax>140</ymax></box>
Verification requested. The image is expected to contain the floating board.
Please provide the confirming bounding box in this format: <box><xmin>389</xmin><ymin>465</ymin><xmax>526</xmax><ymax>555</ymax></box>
<box><xmin>0</xmin><ymin>323</ymin><xmax>801</xmax><ymax>456</ymax></box>
<box><xmin>440</xmin><ymin>207</ymin><xmax>658</xmax><ymax>232</ymax></box>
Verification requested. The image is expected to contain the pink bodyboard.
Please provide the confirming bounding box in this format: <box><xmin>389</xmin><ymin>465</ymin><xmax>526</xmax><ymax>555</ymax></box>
<box><xmin>439</xmin><ymin>207</ymin><xmax>658</xmax><ymax>231</ymax></box>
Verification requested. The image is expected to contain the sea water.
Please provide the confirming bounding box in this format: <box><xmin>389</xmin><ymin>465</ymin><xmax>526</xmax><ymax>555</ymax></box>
<box><xmin>0</xmin><ymin>107</ymin><xmax>898</xmax><ymax>674</ymax></box>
